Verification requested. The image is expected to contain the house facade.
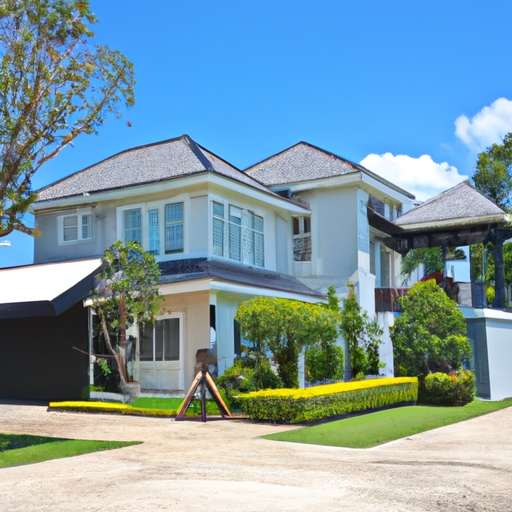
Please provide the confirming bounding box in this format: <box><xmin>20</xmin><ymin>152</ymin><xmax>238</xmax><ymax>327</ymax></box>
<box><xmin>246</xmin><ymin>142</ymin><xmax>417</xmax><ymax>376</ymax></box>
<box><xmin>28</xmin><ymin>135</ymin><xmax>323</xmax><ymax>397</ymax></box>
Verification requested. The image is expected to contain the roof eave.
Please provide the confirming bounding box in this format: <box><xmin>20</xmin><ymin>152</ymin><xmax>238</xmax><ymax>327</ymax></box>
<box><xmin>395</xmin><ymin>213</ymin><xmax>510</xmax><ymax>232</ymax></box>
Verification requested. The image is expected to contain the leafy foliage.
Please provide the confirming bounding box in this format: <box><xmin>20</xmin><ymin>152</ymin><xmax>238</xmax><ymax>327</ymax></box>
<box><xmin>400</xmin><ymin>246</ymin><xmax>467</xmax><ymax>284</ymax></box>
<box><xmin>401</xmin><ymin>247</ymin><xmax>444</xmax><ymax>283</ymax></box>
<box><xmin>419</xmin><ymin>370</ymin><xmax>475</xmax><ymax>406</ymax></box>
<box><xmin>305</xmin><ymin>342</ymin><xmax>344</xmax><ymax>384</ymax></box>
<box><xmin>235</xmin><ymin>296</ymin><xmax>340</xmax><ymax>388</ymax></box>
<box><xmin>305</xmin><ymin>286</ymin><xmax>345</xmax><ymax>383</ymax></box>
<box><xmin>92</xmin><ymin>240</ymin><xmax>163</xmax><ymax>385</ymax></box>
<box><xmin>392</xmin><ymin>280</ymin><xmax>472</xmax><ymax>377</ymax></box>
<box><xmin>0</xmin><ymin>0</ymin><xmax>135</xmax><ymax>238</ymax></box>
<box><xmin>473</xmin><ymin>132</ymin><xmax>512</xmax><ymax>211</ymax></box>
<box><xmin>339</xmin><ymin>283</ymin><xmax>383</xmax><ymax>378</ymax></box>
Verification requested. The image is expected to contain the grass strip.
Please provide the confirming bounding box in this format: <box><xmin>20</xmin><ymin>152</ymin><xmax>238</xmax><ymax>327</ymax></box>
<box><xmin>263</xmin><ymin>398</ymin><xmax>512</xmax><ymax>448</ymax></box>
<box><xmin>0</xmin><ymin>434</ymin><xmax>140</xmax><ymax>468</ymax></box>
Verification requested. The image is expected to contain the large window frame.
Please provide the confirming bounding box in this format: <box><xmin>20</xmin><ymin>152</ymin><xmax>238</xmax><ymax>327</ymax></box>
<box><xmin>140</xmin><ymin>315</ymin><xmax>181</xmax><ymax>362</ymax></box>
<box><xmin>212</xmin><ymin>200</ymin><xmax>264</xmax><ymax>267</ymax></box>
<box><xmin>117</xmin><ymin>198</ymin><xmax>187</xmax><ymax>257</ymax></box>
<box><xmin>292</xmin><ymin>215</ymin><xmax>311</xmax><ymax>262</ymax></box>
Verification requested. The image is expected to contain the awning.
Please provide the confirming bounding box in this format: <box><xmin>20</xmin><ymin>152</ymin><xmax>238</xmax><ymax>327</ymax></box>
<box><xmin>0</xmin><ymin>258</ymin><xmax>101</xmax><ymax>319</ymax></box>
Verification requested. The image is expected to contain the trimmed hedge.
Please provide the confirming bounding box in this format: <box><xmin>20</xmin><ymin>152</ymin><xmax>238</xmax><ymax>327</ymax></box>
<box><xmin>49</xmin><ymin>401</ymin><xmax>178</xmax><ymax>417</ymax></box>
<box><xmin>236</xmin><ymin>377</ymin><xmax>418</xmax><ymax>423</ymax></box>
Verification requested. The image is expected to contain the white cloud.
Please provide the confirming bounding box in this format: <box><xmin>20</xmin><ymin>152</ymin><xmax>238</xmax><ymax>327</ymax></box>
<box><xmin>360</xmin><ymin>153</ymin><xmax>468</xmax><ymax>202</ymax></box>
<box><xmin>455</xmin><ymin>97</ymin><xmax>512</xmax><ymax>152</ymax></box>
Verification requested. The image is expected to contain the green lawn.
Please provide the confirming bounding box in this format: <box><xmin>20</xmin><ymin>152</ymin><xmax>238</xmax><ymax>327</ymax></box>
<box><xmin>0</xmin><ymin>433</ymin><xmax>140</xmax><ymax>468</ymax></box>
<box><xmin>132</xmin><ymin>397</ymin><xmax>221</xmax><ymax>415</ymax></box>
<box><xmin>263</xmin><ymin>398</ymin><xmax>512</xmax><ymax>448</ymax></box>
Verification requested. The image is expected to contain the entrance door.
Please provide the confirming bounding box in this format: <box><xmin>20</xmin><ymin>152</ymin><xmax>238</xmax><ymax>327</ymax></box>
<box><xmin>139</xmin><ymin>313</ymin><xmax>183</xmax><ymax>391</ymax></box>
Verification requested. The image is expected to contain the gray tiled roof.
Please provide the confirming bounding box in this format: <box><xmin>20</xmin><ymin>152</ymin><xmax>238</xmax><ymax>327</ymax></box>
<box><xmin>394</xmin><ymin>181</ymin><xmax>508</xmax><ymax>227</ymax></box>
<box><xmin>37</xmin><ymin>135</ymin><xmax>270</xmax><ymax>202</ymax></box>
<box><xmin>245</xmin><ymin>142</ymin><xmax>361</xmax><ymax>185</ymax></box>
<box><xmin>245</xmin><ymin>142</ymin><xmax>415</xmax><ymax>198</ymax></box>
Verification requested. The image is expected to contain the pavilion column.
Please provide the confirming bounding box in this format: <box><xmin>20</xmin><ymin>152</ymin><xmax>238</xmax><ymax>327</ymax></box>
<box><xmin>493</xmin><ymin>227</ymin><xmax>505</xmax><ymax>309</ymax></box>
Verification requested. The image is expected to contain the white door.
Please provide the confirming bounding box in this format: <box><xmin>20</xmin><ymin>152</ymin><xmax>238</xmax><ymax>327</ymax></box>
<box><xmin>139</xmin><ymin>313</ymin><xmax>183</xmax><ymax>391</ymax></box>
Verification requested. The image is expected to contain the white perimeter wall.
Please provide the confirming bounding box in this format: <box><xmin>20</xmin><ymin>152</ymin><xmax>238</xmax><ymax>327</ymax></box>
<box><xmin>462</xmin><ymin>307</ymin><xmax>512</xmax><ymax>401</ymax></box>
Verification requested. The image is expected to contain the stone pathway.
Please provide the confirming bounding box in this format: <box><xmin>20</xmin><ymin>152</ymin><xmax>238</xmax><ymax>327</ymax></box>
<box><xmin>0</xmin><ymin>403</ymin><xmax>511</xmax><ymax>511</ymax></box>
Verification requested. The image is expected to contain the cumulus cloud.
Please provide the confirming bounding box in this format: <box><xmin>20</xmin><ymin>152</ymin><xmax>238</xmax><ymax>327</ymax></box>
<box><xmin>360</xmin><ymin>153</ymin><xmax>468</xmax><ymax>202</ymax></box>
<box><xmin>455</xmin><ymin>97</ymin><xmax>512</xmax><ymax>152</ymax></box>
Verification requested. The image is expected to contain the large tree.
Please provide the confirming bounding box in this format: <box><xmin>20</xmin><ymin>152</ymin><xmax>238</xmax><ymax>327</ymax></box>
<box><xmin>0</xmin><ymin>0</ymin><xmax>134</xmax><ymax>238</ymax></box>
<box><xmin>235</xmin><ymin>297</ymin><xmax>340</xmax><ymax>388</ymax></box>
<box><xmin>471</xmin><ymin>133</ymin><xmax>512</xmax><ymax>307</ymax></box>
<box><xmin>473</xmin><ymin>132</ymin><xmax>512</xmax><ymax>211</ymax></box>
<box><xmin>92</xmin><ymin>241</ymin><xmax>163</xmax><ymax>386</ymax></box>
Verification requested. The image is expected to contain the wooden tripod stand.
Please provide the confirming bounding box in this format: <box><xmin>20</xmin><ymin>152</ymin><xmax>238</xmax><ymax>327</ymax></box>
<box><xmin>175</xmin><ymin>363</ymin><xmax>232</xmax><ymax>422</ymax></box>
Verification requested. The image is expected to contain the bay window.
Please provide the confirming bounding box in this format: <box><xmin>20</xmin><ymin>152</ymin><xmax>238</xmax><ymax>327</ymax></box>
<box><xmin>212</xmin><ymin>201</ymin><xmax>264</xmax><ymax>267</ymax></box>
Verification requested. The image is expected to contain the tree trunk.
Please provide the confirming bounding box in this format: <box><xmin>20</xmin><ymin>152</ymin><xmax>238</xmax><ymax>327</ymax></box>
<box><xmin>101</xmin><ymin>317</ymin><xmax>128</xmax><ymax>385</ymax></box>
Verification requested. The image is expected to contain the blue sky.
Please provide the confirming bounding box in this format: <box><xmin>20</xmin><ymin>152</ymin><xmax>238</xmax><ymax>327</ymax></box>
<box><xmin>2</xmin><ymin>0</ymin><xmax>512</xmax><ymax>267</ymax></box>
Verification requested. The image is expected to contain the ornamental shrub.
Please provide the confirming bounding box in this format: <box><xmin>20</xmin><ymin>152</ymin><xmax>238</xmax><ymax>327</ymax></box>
<box><xmin>420</xmin><ymin>370</ymin><xmax>475</xmax><ymax>406</ymax></box>
<box><xmin>392</xmin><ymin>279</ymin><xmax>472</xmax><ymax>377</ymax></box>
<box><xmin>340</xmin><ymin>283</ymin><xmax>383</xmax><ymax>378</ymax></box>
<box><xmin>216</xmin><ymin>357</ymin><xmax>283</xmax><ymax>409</ymax></box>
<box><xmin>305</xmin><ymin>341</ymin><xmax>344</xmax><ymax>384</ymax></box>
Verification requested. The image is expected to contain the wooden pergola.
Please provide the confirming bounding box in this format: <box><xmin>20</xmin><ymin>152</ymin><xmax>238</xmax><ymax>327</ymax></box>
<box><xmin>368</xmin><ymin>181</ymin><xmax>511</xmax><ymax>308</ymax></box>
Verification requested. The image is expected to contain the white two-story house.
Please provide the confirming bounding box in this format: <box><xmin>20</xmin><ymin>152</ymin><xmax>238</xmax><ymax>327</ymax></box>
<box><xmin>27</xmin><ymin>135</ymin><xmax>323</xmax><ymax>397</ymax></box>
<box><xmin>0</xmin><ymin>135</ymin><xmax>419</xmax><ymax>400</ymax></box>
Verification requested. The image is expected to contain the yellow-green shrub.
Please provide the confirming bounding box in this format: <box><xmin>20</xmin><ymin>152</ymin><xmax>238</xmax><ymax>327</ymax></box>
<box><xmin>49</xmin><ymin>401</ymin><xmax>178</xmax><ymax>417</ymax></box>
<box><xmin>236</xmin><ymin>377</ymin><xmax>418</xmax><ymax>423</ymax></box>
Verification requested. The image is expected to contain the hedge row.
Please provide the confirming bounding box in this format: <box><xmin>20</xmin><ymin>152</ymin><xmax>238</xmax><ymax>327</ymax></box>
<box><xmin>48</xmin><ymin>401</ymin><xmax>178</xmax><ymax>417</ymax></box>
<box><xmin>236</xmin><ymin>377</ymin><xmax>418</xmax><ymax>423</ymax></box>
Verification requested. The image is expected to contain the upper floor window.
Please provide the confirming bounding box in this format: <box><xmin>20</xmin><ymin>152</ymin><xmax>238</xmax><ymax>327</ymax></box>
<box><xmin>165</xmin><ymin>203</ymin><xmax>184</xmax><ymax>254</ymax></box>
<box><xmin>212</xmin><ymin>201</ymin><xmax>264</xmax><ymax>267</ymax></box>
<box><xmin>123</xmin><ymin>208</ymin><xmax>142</xmax><ymax>245</ymax></box>
<box><xmin>58</xmin><ymin>210</ymin><xmax>93</xmax><ymax>244</ymax></box>
<box><xmin>293</xmin><ymin>216</ymin><xmax>311</xmax><ymax>261</ymax></box>
<box><xmin>368</xmin><ymin>195</ymin><xmax>385</xmax><ymax>217</ymax></box>
<box><xmin>119</xmin><ymin>201</ymin><xmax>185</xmax><ymax>256</ymax></box>
<box><xmin>148</xmin><ymin>209</ymin><xmax>160</xmax><ymax>255</ymax></box>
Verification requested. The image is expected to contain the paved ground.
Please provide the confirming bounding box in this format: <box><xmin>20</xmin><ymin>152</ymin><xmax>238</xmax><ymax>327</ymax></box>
<box><xmin>0</xmin><ymin>404</ymin><xmax>511</xmax><ymax>511</ymax></box>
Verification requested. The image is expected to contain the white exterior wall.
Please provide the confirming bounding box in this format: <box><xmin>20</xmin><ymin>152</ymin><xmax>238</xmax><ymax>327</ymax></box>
<box><xmin>462</xmin><ymin>307</ymin><xmax>512</xmax><ymax>401</ymax></box>
<box><xmin>376</xmin><ymin>311</ymin><xmax>395</xmax><ymax>377</ymax></box>
<box><xmin>35</xmin><ymin>181</ymin><xmax>297</xmax><ymax>274</ymax></box>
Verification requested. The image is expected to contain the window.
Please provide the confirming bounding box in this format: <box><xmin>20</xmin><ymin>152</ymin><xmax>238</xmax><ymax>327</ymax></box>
<box><xmin>368</xmin><ymin>195</ymin><xmax>385</xmax><ymax>217</ymax></box>
<box><xmin>140</xmin><ymin>318</ymin><xmax>180</xmax><ymax>361</ymax></box>
<box><xmin>212</xmin><ymin>202</ymin><xmax>224</xmax><ymax>256</ymax></box>
<box><xmin>124</xmin><ymin>208</ymin><xmax>142</xmax><ymax>245</ymax></box>
<box><xmin>212</xmin><ymin>201</ymin><xmax>264</xmax><ymax>267</ymax></box>
<box><xmin>380</xmin><ymin>246</ymin><xmax>391</xmax><ymax>287</ymax></box>
<box><xmin>148</xmin><ymin>209</ymin><xmax>159</xmax><ymax>255</ymax></box>
<box><xmin>59</xmin><ymin>211</ymin><xmax>93</xmax><ymax>243</ymax></box>
<box><xmin>165</xmin><ymin>203</ymin><xmax>183</xmax><ymax>253</ymax></box>
<box><xmin>293</xmin><ymin>216</ymin><xmax>311</xmax><ymax>261</ymax></box>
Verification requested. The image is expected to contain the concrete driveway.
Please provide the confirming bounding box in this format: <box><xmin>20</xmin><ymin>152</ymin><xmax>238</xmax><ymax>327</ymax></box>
<box><xmin>0</xmin><ymin>403</ymin><xmax>511</xmax><ymax>511</ymax></box>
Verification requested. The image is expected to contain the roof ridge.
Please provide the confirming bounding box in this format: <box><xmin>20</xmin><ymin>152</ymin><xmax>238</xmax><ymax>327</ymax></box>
<box><xmin>36</xmin><ymin>135</ymin><xmax>191</xmax><ymax>194</ymax></box>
